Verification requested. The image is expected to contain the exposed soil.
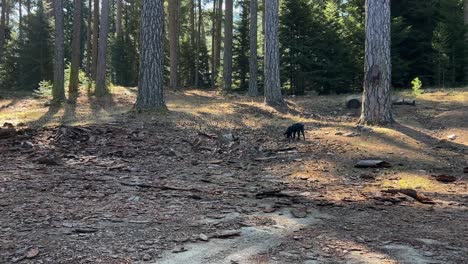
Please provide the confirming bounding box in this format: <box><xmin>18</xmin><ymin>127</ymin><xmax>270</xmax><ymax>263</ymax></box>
<box><xmin>0</xmin><ymin>89</ymin><xmax>467</xmax><ymax>264</ymax></box>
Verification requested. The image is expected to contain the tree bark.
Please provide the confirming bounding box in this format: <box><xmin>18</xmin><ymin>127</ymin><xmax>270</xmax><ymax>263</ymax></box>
<box><xmin>116</xmin><ymin>0</ymin><xmax>122</xmax><ymax>37</ymax></box>
<box><xmin>168</xmin><ymin>0</ymin><xmax>180</xmax><ymax>90</ymax></box>
<box><xmin>53</xmin><ymin>0</ymin><xmax>66</xmax><ymax>102</ymax></box>
<box><xmin>248</xmin><ymin>0</ymin><xmax>258</xmax><ymax>96</ymax></box>
<box><xmin>26</xmin><ymin>0</ymin><xmax>30</xmax><ymax>17</ymax></box>
<box><xmin>195</xmin><ymin>0</ymin><xmax>201</xmax><ymax>87</ymax></box>
<box><xmin>264</xmin><ymin>0</ymin><xmax>284</xmax><ymax>106</ymax></box>
<box><xmin>135</xmin><ymin>0</ymin><xmax>166</xmax><ymax>109</ymax></box>
<box><xmin>223</xmin><ymin>0</ymin><xmax>233</xmax><ymax>92</ymax></box>
<box><xmin>86</xmin><ymin>0</ymin><xmax>92</xmax><ymax>76</ymax></box>
<box><xmin>0</xmin><ymin>0</ymin><xmax>6</xmax><ymax>58</ymax></box>
<box><xmin>212</xmin><ymin>0</ymin><xmax>223</xmax><ymax>88</ymax></box>
<box><xmin>92</xmin><ymin>0</ymin><xmax>99</xmax><ymax>80</ymax></box>
<box><xmin>18</xmin><ymin>0</ymin><xmax>22</xmax><ymax>37</ymax></box>
<box><xmin>359</xmin><ymin>0</ymin><xmax>393</xmax><ymax>125</ymax></box>
<box><xmin>69</xmin><ymin>0</ymin><xmax>82</xmax><ymax>95</ymax></box>
<box><xmin>464</xmin><ymin>0</ymin><xmax>468</xmax><ymax>83</ymax></box>
<box><xmin>95</xmin><ymin>0</ymin><xmax>110</xmax><ymax>96</ymax></box>
<box><xmin>190</xmin><ymin>0</ymin><xmax>195</xmax><ymax>85</ymax></box>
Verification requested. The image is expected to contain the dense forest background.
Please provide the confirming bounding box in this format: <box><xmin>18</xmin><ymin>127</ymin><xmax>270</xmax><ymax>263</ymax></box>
<box><xmin>0</xmin><ymin>0</ymin><xmax>465</xmax><ymax>95</ymax></box>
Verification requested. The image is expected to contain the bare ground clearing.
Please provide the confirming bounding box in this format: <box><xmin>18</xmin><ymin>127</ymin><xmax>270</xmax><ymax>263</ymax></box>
<box><xmin>0</xmin><ymin>88</ymin><xmax>467</xmax><ymax>263</ymax></box>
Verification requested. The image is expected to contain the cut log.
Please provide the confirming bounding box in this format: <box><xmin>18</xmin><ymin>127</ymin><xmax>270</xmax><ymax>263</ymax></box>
<box><xmin>346</xmin><ymin>97</ymin><xmax>416</xmax><ymax>109</ymax></box>
<box><xmin>355</xmin><ymin>160</ymin><xmax>392</xmax><ymax>168</ymax></box>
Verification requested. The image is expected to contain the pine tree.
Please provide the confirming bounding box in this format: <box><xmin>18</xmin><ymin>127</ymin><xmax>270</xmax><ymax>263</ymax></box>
<box><xmin>136</xmin><ymin>0</ymin><xmax>166</xmax><ymax>109</ymax></box>
<box><xmin>233</xmin><ymin>0</ymin><xmax>249</xmax><ymax>91</ymax></box>
<box><xmin>69</xmin><ymin>0</ymin><xmax>82</xmax><ymax>96</ymax></box>
<box><xmin>95</xmin><ymin>0</ymin><xmax>110</xmax><ymax>96</ymax></box>
<box><xmin>264</xmin><ymin>0</ymin><xmax>284</xmax><ymax>106</ymax></box>
<box><xmin>168</xmin><ymin>0</ymin><xmax>180</xmax><ymax>90</ymax></box>
<box><xmin>359</xmin><ymin>0</ymin><xmax>393</xmax><ymax>125</ymax></box>
<box><xmin>223</xmin><ymin>0</ymin><xmax>233</xmax><ymax>92</ymax></box>
<box><xmin>248</xmin><ymin>0</ymin><xmax>259</xmax><ymax>96</ymax></box>
<box><xmin>53</xmin><ymin>0</ymin><xmax>66</xmax><ymax>102</ymax></box>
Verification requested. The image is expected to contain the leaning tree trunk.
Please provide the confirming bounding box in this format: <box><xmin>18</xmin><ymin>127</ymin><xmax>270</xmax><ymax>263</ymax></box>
<box><xmin>359</xmin><ymin>0</ymin><xmax>393</xmax><ymax>125</ymax></box>
<box><xmin>86</xmin><ymin>0</ymin><xmax>92</xmax><ymax>76</ymax></box>
<box><xmin>464</xmin><ymin>0</ymin><xmax>468</xmax><ymax>83</ymax></box>
<box><xmin>135</xmin><ymin>0</ymin><xmax>166</xmax><ymax>110</ymax></box>
<box><xmin>223</xmin><ymin>0</ymin><xmax>233</xmax><ymax>92</ymax></box>
<box><xmin>53</xmin><ymin>0</ymin><xmax>66</xmax><ymax>102</ymax></box>
<box><xmin>248</xmin><ymin>0</ymin><xmax>259</xmax><ymax>96</ymax></box>
<box><xmin>95</xmin><ymin>0</ymin><xmax>110</xmax><ymax>96</ymax></box>
<box><xmin>264</xmin><ymin>0</ymin><xmax>284</xmax><ymax>106</ymax></box>
<box><xmin>92</xmin><ymin>0</ymin><xmax>99</xmax><ymax>81</ymax></box>
<box><xmin>69</xmin><ymin>0</ymin><xmax>82</xmax><ymax>95</ymax></box>
<box><xmin>168</xmin><ymin>0</ymin><xmax>180</xmax><ymax>90</ymax></box>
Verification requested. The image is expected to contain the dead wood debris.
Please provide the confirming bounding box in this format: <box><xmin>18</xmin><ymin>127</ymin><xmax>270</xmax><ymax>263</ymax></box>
<box><xmin>383</xmin><ymin>189</ymin><xmax>435</xmax><ymax>204</ymax></box>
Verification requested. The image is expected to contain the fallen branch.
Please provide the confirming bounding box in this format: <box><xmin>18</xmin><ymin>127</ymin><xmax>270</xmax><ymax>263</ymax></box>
<box><xmin>383</xmin><ymin>189</ymin><xmax>435</xmax><ymax>204</ymax></box>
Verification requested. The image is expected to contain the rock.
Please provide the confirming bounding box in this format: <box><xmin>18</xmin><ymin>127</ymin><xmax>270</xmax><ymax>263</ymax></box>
<box><xmin>447</xmin><ymin>134</ymin><xmax>457</xmax><ymax>140</ymax></box>
<box><xmin>25</xmin><ymin>248</ymin><xmax>39</xmax><ymax>259</ymax></box>
<box><xmin>199</xmin><ymin>234</ymin><xmax>209</xmax><ymax>241</ymax></box>
<box><xmin>464</xmin><ymin>167</ymin><xmax>468</xmax><ymax>173</ymax></box>
<box><xmin>222</xmin><ymin>133</ymin><xmax>235</xmax><ymax>142</ymax></box>
<box><xmin>172</xmin><ymin>246</ymin><xmax>188</xmax><ymax>253</ymax></box>
<box><xmin>142</xmin><ymin>254</ymin><xmax>152</xmax><ymax>261</ymax></box>
<box><xmin>291</xmin><ymin>208</ymin><xmax>307</xmax><ymax>218</ymax></box>
<box><xmin>433</xmin><ymin>175</ymin><xmax>457</xmax><ymax>183</ymax></box>
<box><xmin>356</xmin><ymin>125</ymin><xmax>373</xmax><ymax>132</ymax></box>
<box><xmin>214</xmin><ymin>230</ymin><xmax>241</xmax><ymax>238</ymax></box>
<box><xmin>335</xmin><ymin>131</ymin><xmax>344</xmax><ymax>136</ymax></box>
<box><xmin>262</xmin><ymin>205</ymin><xmax>277</xmax><ymax>213</ymax></box>
<box><xmin>344</xmin><ymin>132</ymin><xmax>360</xmax><ymax>137</ymax></box>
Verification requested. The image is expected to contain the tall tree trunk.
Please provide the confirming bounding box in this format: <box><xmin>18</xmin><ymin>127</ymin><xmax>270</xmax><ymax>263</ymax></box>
<box><xmin>168</xmin><ymin>0</ymin><xmax>180</xmax><ymax>90</ymax></box>
<box><xmin>223</xmin><ymin>0</ymin><xmax>233</xmax><ymax>92</ymax></box>
<box><xmin>359</xmin><ymin>0</ymin><xmax>393</xmax><ymax>125</ymax></box>
<box><xmin>0</xmin><ymin>0</ymin><xmax>6</xmax><ymax>58</ymax></box>
<box><xmin>53</xmin><ymin>0</ymin><xmax>66</xmax><ymax>102</ymax></box>
<box><xmin>95</xmin><ymin>0</ymin><xmax>110</xmax><ymax>96</ymax></box>
<box><xmin>69</xmin><ymin>0</ymin><xmax>82</xmax><ymax>95</ymax></box>
<box><xmin>18</xmin><ymin>0</ymin><xmax>22</xmax><ymax>37</ymax></box>
<box><xmin>86</xmin><ymin>0</ymin><xmax>92</xmax><ymax>76</ymax></box>
<box><xmin>212</xmin><ymin>0</ymin><xmax>222</xmax><ymax>88</ymax></box>
<box><xmin>195</xmin><ymin>0</ymin><xmax>201</xmax><ymax>87</ymax></box>
<box><xmin>190</xmin><ymin>0</ymin><xmax>195</xmax><ymax>85</ymax></box>
<box><xmin>464</xmin><ymin>0</ymin><xmax>468</xmax><ymax>83</ymax></box>
<box><xmin>115</xmin><ymin>0</ymin><xmax>122</xmax><ymax>37</ymax></box>
<box><xmin>211</xmin><ymin>0</ymin><xmax>217</xmax><ymax>85</ymax></box>
<box><xmin>92</xmin><ymin>0</ymin><xmax>99</xmax><ymax>80</ymax></box>
<box><xmin>264</xmin><ymin>0</ymin><xmax>284</xmax><ymax>106</ymax></box>
<box><xmin>248</xmin><ymin>0</ymin><xmax>258</xmax><ymax>96</ymax></box>
<box><xmin>136</xmin><ymin>0</ymin><xmax>166</xmax><ymax>109</ymax></box>
<box><xmin>26</xmin><ymin>0</ymin><xmax>30</xmax><ymax>17</ymax></box>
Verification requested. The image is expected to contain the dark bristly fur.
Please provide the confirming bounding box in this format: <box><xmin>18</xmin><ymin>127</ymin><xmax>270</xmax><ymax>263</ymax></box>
<box><xmin>284</xmin><ymin>123</ymin><xmax>305</xmax><ymax>140</ymax></box>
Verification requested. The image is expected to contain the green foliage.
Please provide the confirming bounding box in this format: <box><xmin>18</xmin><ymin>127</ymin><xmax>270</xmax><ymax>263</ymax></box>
<box><xmin>16</xmin><ymin>0</ymin><xmax>53</xmax><ymax>90</ymax></box>
<box><xmin>279</xmin><ymin>0</ymin><xmax>357</xmax><ymax>95</ymax></box>
<box><xmin>411</xmin><ymin>77</ymin><xmax>423</xmax><ymax>95</ymax></box>
<box><xmin>34</xmin><ymin>80</ymin><xmax>54</xmax><ymax>98</ymax></box>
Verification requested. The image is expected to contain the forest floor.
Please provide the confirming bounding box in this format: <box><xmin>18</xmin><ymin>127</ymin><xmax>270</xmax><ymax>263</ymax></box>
<box><xmin>0</xmin><ymin>87</ymin><xmax>467</xmax><ymax>264</ymax></box>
